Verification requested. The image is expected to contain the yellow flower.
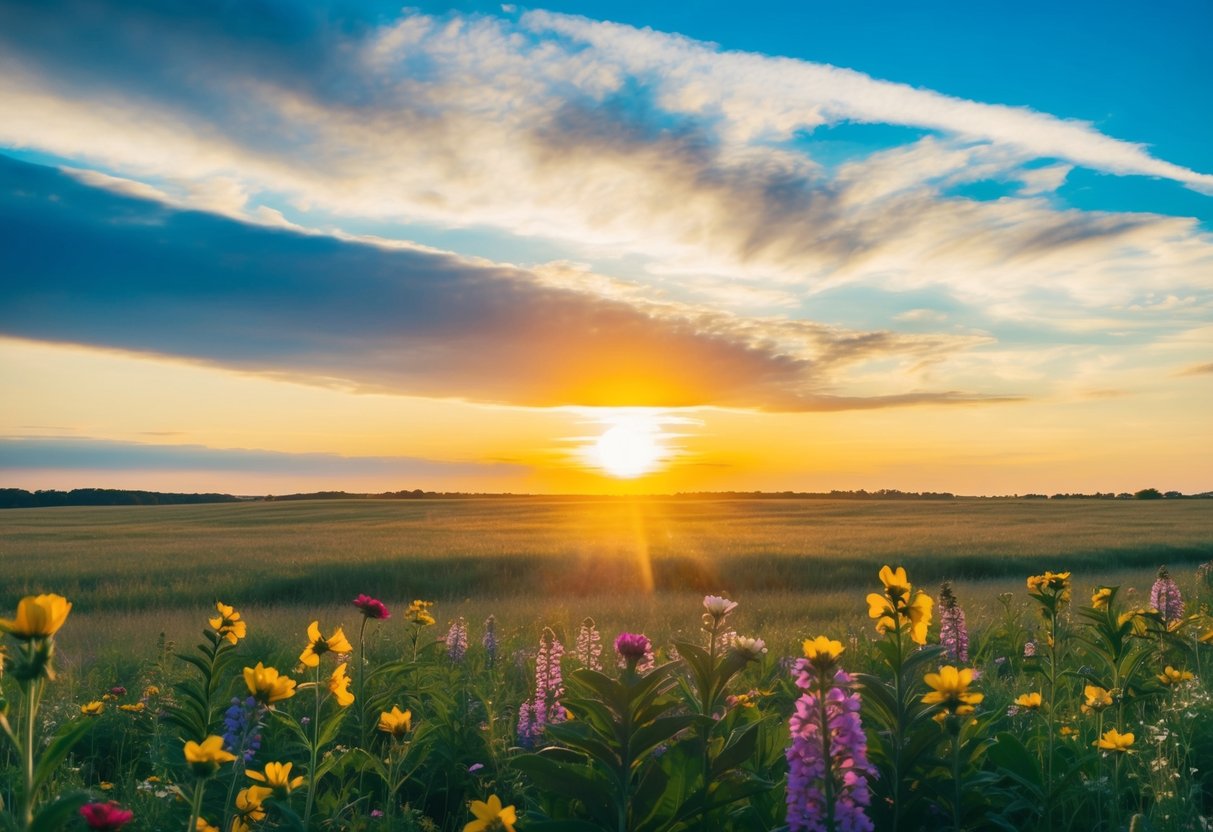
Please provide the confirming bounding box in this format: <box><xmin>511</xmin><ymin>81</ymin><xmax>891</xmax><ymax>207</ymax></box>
<box><xmin>1158</xmin><ymin>666</ymin><xmax>1194</xmax><ymax>686</ymax></box>
<box><xmin>1081</xmin><ymin>684</ymin><xmax>1113</xmax><ymax>714</ymax></box>
<box><xmin>377</xmin><ymin>706</ymin><xmax>413</xmax><ymax>738</ymax></box>
<box><xmin>1014</xmin><ymin>692</ymin><xmax>1043</xmax><ymax>710</ymax></box>
<box><xmin>0</xmin><ymin>594</ymin><xmax>72</xmax><ymax>639</ymax></box>
<box><xmin>866</xmin><ymin>593</ymin><xmax>897</xmax><ymax>634</ymax></box>
<box><xmin>244</xmin><ymin>662</ymin><xmax>296</xmax><ymax>705</ymax></box>
<box><xmin>247</xmin><ymin>761</ymin><xmax>305</xmax><ymax>795</ymax></box>
<box><xmin>119</xmin><ymin>702</ymin><xmax>145</xmax><ymax>713</ymax></box>
<box><xmin>906</xmin><ymin>592</ymin><xmax>933</xmax><ymax>646</ymax></box>
<box><xmin>464</xmin><ymin>794</ymin><xmax>517</xmax><ymax>832</ymax></box>
<box><xmin>1091</xmin><ymin>587</ymin><xmax>1113</xmax><ymax>610</ymax></box>
<box><xmin>328</xmin><ymin>662</ymin><xmax>354</xmax><ymax>707</ymax></box>
<box><xmin>1059</xmin><ymin>725</ymin><xmax>1078</xmax><ymax>738</ymax></box>
<box><xmin>183</xmin><ymin>736</ymin><xmax>237</xmax><ymax>777</ymax></box>
<box><xmin>99</xmin><ymin>781</ymin><xmax>113</xmax><ymax>791</ymax></box>
<box><xmin>143</xmin><ymin>685</ymin><xmax>160</xmax><ymax>697</ymax></box>
<box><xmin>879</xmin><ymin>565</ymin><xmax>912</xmax><ymax>600</ymax></box>
<box><xmin>922</xmin><ymin>666</ymin><xmax>983</xmax><ymax>715</ymax></box>
<box><xmin>299</xmin><ymin>621</ymin><xmax>353</xmax><ymax>667</ymax></box>
<box><xmin>235</xmin><ymin>786</ymin><xmax>273</xmax><ymax>822</ymax></box>
<box><xmin>802</xmin><ymin>636</ymin><xmax>844</xmax><ymax>662</ymax></box>
<box><xmin>405</xmin><ymin>600</ymin><xmax>437</xmax><ymax>626</ymax></box>
<box><xmin>1027</xmin><ymin>571</ymin><xmax>1072</xmax><ymax>603</ymax></box>
<box><xmin>196</xmin><ymin>819</ymin><xmax>219</xmax><ymax>832</ymax></box>
<box><xmin>81</xmin><ymin>700</ymin><xmax>105</xmax><ymax>716</ymax></box>
<box><xmin>208</xmin><ymin>602</ymin><xmax>246</xmax><ymax>645</ymax></box>
<box><xmin>1095</xmin><ymin>728</ymin><xmax>1134</xmax><ymax>753</ymax></box>
<box><xmin>231</xmin><ymin>820</ymin><xmax>251</xmax><ymax>832</ymax></box>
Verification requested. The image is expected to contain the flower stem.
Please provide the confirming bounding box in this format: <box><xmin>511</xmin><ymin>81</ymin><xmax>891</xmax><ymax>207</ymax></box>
<box><xmin>185</xmin><ymin>778</ymin><xmax>206</xmax><ymax>832</ymax></box>
<box><xmin>22</xmin><ymin>675</ymin><xmax>41</xmax><ymax>830</ymax></box>
<box><xmin>303</xmin><ymin>665</ymin><xmax>321</xmax><ymax>829</ymax></box>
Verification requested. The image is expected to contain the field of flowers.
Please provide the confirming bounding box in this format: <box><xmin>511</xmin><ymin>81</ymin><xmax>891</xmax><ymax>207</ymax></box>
<box><xmin>4</xmin><ymin>562</ymin><xmax>1213</xmax><ymax>832</ymax></box>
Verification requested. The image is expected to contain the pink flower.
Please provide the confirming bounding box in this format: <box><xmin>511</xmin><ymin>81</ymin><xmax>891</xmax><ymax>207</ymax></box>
<box><xmin>80</xmin><ymin>802</ymin><xmax>134</xmax><ymax>831</ymax></box>
<box><xmin>614</xmin><ymin>632</ymin><xmax>654</xmax><ymax>672</ymax></box>
<box><xmin>353</xmin><ymin>594</ymin><xmax>390</xmax><ymax>620</ymax></box>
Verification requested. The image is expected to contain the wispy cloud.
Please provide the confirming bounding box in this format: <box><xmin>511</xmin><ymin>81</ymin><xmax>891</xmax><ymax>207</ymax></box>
<box><xmin>0</xmin><ymin>156</ymin><xmax>998</xmax><ymax>411</ymax></box>
<box><xmin>0</xmin><ymin>1</ymin><xmax>1209</xmax><ymax>322</ymax></box>
<box><xmin>0</xmin><ymin>436</ymin><xmax>525</xmax><ymax>478</ymax></box>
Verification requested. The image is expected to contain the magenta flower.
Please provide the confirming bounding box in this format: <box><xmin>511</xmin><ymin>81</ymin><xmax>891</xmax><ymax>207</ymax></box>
<box><xmin>1149</xmin><ymin>566</ymin><xmax>1184</xmax><ymax>624</ymax></box>
<box><xmin>614</xmin><ymin>632</ymin><xmax>654</xmax><ymax>672</ymax></box>
<box><xmin>353</xmin><ymin>594</ymin><xmax>390</xmax><ymax>620</ymax></box>
<box><xmin>80</xmin><ymin>802</ymin><xmax>134</xmax><ymax>831</ymax></box>
<box><xmin>517</xmin><ymin>628</ymin><xmax>566</xmax><ymax>746</ymax></box>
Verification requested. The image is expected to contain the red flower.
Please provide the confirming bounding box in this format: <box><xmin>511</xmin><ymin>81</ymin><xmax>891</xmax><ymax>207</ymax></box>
<box><xmin>80</xmin><ymin>802</ymin><xmax>134</xmax><ymax>830</ymax></box>
<box><xmin>353</xmin><ymin>594</ymin><xmax>390</xmax><ymax>620</ymax></box>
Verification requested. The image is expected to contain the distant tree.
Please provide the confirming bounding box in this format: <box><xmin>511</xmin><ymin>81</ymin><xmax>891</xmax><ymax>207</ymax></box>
<box><xmin>1135</xmin><ymin>488</ymin><xmax>1164</xmax><ymax>500</ymax></box>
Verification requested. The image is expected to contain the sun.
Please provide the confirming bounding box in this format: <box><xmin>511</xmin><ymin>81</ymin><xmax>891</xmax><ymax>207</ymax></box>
<box><xmin>593</xmin><ymin>423</ymin><xmax>664</xmax><ymax>478</ymax></box>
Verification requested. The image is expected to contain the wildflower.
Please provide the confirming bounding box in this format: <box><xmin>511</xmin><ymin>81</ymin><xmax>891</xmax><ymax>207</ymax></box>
<box><xmin>183</xmin><ymin>736</ymin><xmax>237</xmax><ymax>777</ymax></box>
<box><xmin>518</xmin><ymin>628</ymin><xmax>568</xmax><ymax>746</ymax></box>
<box><xmin>299</xmin><ymin>621</ymin><xmax>353</xmax><ymax>667</ymax></box>
<box><xmin>866</xmin><ymin>565</ymin><xmax>933</xmax><ymax>645</ymax></box>
<box><xmin>244</xmin><ymin>663</ymin><xmax>296</xmax><ymax>705</ymax></box>
<box><xmin>516</xmin><ymin>698</ymin><xmax>541</xmax><ymax>748</ymax></box>
<box><xmin>1023</xmin><ymin>641</ymin><xmax>1036</xmax><ymax>658</ymax></box>
<box><xmin>404</xmin><ymin>600</ymin><xmax>436</xmax><ymax>626</ymax></box>
<box><xmin>614</xmin><ymin>632</ymin><xmax>654</xmax><ymax>672</ymax></box>
<box><xmin>483</xmin><ymin>615</ymin><xmax>499</xmax><ymax>665</ymax></box>
<box><xmin>234</xmin><ymin>787</ymin><xmax>272</xmax><ymax>824</ymax></box>
<box><xmin>99</xmin><ymin>782</ymin><xmax>113</xmax><ymax>791</ymax></box>
<box><xmin>109</xmin><ymin>686</ymin><xmax>127</xmax><ymax>697</ymax></box>
<box><xmin>328</xmin><ymin>662</ymin><xmax>354</xmax><ymax>707</ymax></box>
<box><xmin>1027</xmin><ymin>571</ymin><xmax>1072</xmax><ymax>604</ymax></box>
<box><xmin>445</xmin><ymin>617</ymin><xmax>469</xmax><ymax>663</ymax></box>
<box><xmin>1150</xmin><ymin>567</ymin><xmax>1184</xmax><ymax>625</ymax></box>
<box><xmin>81</xmin><ymin>700</ymin><xmax>104</xmax><ymax>716</ymax></box>
<box><xmin>938</xmin><ymin>582</ymin><xmax>969</xmax><ymax>662</ymax></box>
<box><xmin>1014</xmin><ymin>692</ymin><xmax>1043</xmax><ymax>710</ymax></box>
<box><xmin>353</xmin><ymin>594</ymin><xmax>390</xmax><ymax>620</ymax></box>
<box><xmin>1059</xmin><ymin>725</ymin><xmax>1078</xmax><ymax>738</ymax></box>
<box><xmin>223</xmin><ymin>696</ymin><xmax>263</xmax><ymax>763</ymax></box>
<box><xmin>922</xmin><ymin>666</ymin><xmax>983</xmax><ymax>717</ymax></box>
<box><xmin>143</xmin><ymin>685</ymin><xmax>160</xmax><ymax>697</ymax></box>
<box><xmin>703</xmin><ymin>594</ymin><xmax>739</xmax><ymax>621</ymax></box>
<box><xmin>196</xmin><ymin>819</ymin><xmax>219</xmax><ymax>832</ymax></box>
<box><xmin>1081</xmin><ymin>684</ymin><xmax>1114</xmax><ymax>714</ymax></box>
<box><xmin>786</xmin><ymin>636</ymin><xmax>875</xmax><ymax>832</ymax></box>
<box><xmin>118</xmin><ymin>703</ymin><xmax>145</xmax><ymax>713</ymax></box>
<box><xmin>1095</xmin><ymin>728</ymin><xmax>1135</xmax><ymax>753</ymax></box>
<box><xmin>79</xmin><ymin>801</ymin><xmax>134</xmax><ymax>831</ymax></box>
<box><xmin>1091</xmin><ymin>587</ymin><xmax>1114</xmax><ymax>610</ymax></box>
<box><xmin>574</xmin><ymin>617</ymin><xmax>602</xmax><ymax>671</ymax></box>
<box><xmin>1158</xmin><ymin>666</ymin><xmax>1194</xmax><ymax>686</ymax></box>
<box><xmin>208</xmin><ymin>603</ymin><xmax>246</xmax><ymax>645</ymax></box>
<box><xmin>802</xmin><ymin>636</ymin><xmax>845</xmax><ymax>664</ymax></box>
<box><xmin>0</xmin><ymin>593</ymin><xmax>71</xmax><ymax>639</ymax></box>
<box><xmin>464</xmin><ymin>794</ymin><xmax>517</xmax><ymax>832</ymax></box>
<box><xmin>246</xmin><ymin>761</ymin><xmax>304</xmax><ymax>795</ymax></box>
<box><xmin>377</xmin><ymin>706</ymin><xmax>413</xmax><ymax>738</ymax></box>
<box><xmin>732</xmin><ymin>636</ymin><xmax>767</xmax><ymax>661</ymax></box>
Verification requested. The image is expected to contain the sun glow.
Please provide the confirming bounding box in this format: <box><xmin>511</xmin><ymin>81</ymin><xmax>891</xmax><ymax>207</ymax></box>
<box><xmin>594</xmin><ymin>424</ymin><xmax>663</xmax><ymax>478</ymax></box>
<box><xmin>571</xmin><ymin>409</ymin><xmax>687</xmax><ymax>480</ymax></box>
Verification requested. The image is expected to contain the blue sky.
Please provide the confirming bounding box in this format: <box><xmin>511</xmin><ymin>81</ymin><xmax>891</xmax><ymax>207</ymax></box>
<box><xmin>0</xmin><ymin>0</ymin><xmax>1210</xmax><ymax>493</ymax></box>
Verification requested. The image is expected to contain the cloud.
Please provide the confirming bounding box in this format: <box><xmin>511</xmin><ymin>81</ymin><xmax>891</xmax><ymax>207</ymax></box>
<box><xmin>0</xmin><ymin>155</ymin><xmax>999</xmax><ymax>411</ymax></box>
<box><xmin>0</xmin><ymin>436</ymin><xmax>525</xmax><ymax>478</ymax></box>
<box><xmin>0</xmin><ymin>0</ymin><xmax>1210</xmax><ymax>321</ymax></box>
<box><xmin>1179</xmin><ymin>362</ymin><xmax>1213</xmax><ymax>376</ymax></box>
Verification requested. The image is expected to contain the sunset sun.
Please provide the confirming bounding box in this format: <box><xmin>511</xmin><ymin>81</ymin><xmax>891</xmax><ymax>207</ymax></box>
<box><xmin>594</xmin><ymin>423</ymin><xmax>663</xmax><ymax>478</ymax></box>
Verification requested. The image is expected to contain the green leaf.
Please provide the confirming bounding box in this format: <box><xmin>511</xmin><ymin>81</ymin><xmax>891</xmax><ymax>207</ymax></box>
<box><xmin>29</xmin><ymin>790</ymin><xmax>89</xmax><ymax>832</ymax></box>
<box><xmin>513</xmin><ymin>752</ymin><xmax>615</xmax><ymax>825</ymax></box>
<box><xmin>711</xmin><ymin>718</ymin><xmax>764</xmax><ymax>778</ymax></box>
<box><xmin>630</xmin><ymin>715</ymin><xmax>699</xmax><ymax>763</ymax></box>
<box><xmin>32</xmin><ymin>718</ymin><xmax>93</xmax><ymax>795</ymax></box>
<box><xmin>316</xmin><ymin>707</ymin><xmax>349</xmax><ymax>748</ymax></box>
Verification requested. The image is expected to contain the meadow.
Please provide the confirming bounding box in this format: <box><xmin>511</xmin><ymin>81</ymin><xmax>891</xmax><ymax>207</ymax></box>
<box><xmin>3</xmin><ymin>497</ymin><xmax>1213</xmax><ymax>831</ymax></box>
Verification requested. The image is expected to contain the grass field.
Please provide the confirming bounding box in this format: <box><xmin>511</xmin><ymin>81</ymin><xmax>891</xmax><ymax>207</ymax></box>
<box><xmin>3</xmin><ymin>497</ymin><xmax>1211</xmax><ymax>665</ymax></box>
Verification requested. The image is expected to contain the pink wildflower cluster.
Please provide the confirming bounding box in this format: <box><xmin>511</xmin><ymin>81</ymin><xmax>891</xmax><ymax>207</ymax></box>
<box><xmin>445</xmin><ymin>617</ymin><xmax>468</xmax><ymax>663</ymax></box>
<box><xmin>1150</xmin><ymin>566</ymin><xmax>1184</xmax><ymax>624</ymax></box>
<box><xmin>938</xmin><ymin>582</ymin><xmax>969</xmax><ymax>663</ymax></box>
<box><xmin>517</xmin><ymin>627</ymin><xmax>566</xmax><ymax>746</ymax></box>
<box><xmin>575</xmin><ymin>617</ymin><xmax>603</xmax><ymax>671</ymax></box>
<box><xmin>786</xmin><ymin>651</ymin><xmax>875</xmax><ymax>832</ymax></box>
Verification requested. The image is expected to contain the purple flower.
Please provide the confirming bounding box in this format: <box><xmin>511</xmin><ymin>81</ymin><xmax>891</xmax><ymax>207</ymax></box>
<box><xmin>615</xmin><ymin>632</ymin><xmax>654</xmax><ymax>672</ymax></box>
<box><xmin>517</xmin><ymin>628</ymin><xmax>566</xmax><ymax>746</ymax></box>
<box><xmin>938</xmin><ymin>582</ymin><xmax>969</xmax><ymax>663</ymax></box>
<box><xmin>370</xmin><ymin>809</ymin><xmax>384</xmax><ymax>819</ymax></box>
<box><xmin>353</xmin><ymin>594</ymin><xmax>390</xmax><ymax>620</ymax></box>
<box><xmin>468</xmin><ymin>763</ymin><xmax>485</xmax><ymax>773</ymax></box>
<box><xmin>445</xmin><ymin>617</ymin><xmax>469</xmax><ymax>663</ymax></box>
<box><xmin>575</xmin><ymin>617</ymin><xmax>603</xmax><ymax>671</ymax></box>
<box><xmin>222</xmin><ymin>696</ymin><xmax>263</xmax><ymax>763</ymax></box>
<box><xmin>1150</xmin><ymin>566</ymin><xmax>1184</xmax><ymax>624</ymax></box>
<box><xmin>786</xmin><ymin>657</ymin><xmax>876</xmax><ymax>832</ymax></box>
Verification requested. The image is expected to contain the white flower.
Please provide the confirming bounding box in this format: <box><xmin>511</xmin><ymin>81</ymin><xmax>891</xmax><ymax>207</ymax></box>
<box><xmin>731</xmin><ymin>636</ymin><xmax>767</xmax><ymax>660</ymax></box>
<box><xmin>703</xmin><ymin>595</ymin><xmax>739</xmax><ymax>619</ymax></box>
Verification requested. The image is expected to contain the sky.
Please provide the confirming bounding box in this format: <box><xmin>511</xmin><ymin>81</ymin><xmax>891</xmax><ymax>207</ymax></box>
<box><xmin>0</xmin><ymin>0</ymin><xmax>1210</xmax><ymax>495</ymax></box>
